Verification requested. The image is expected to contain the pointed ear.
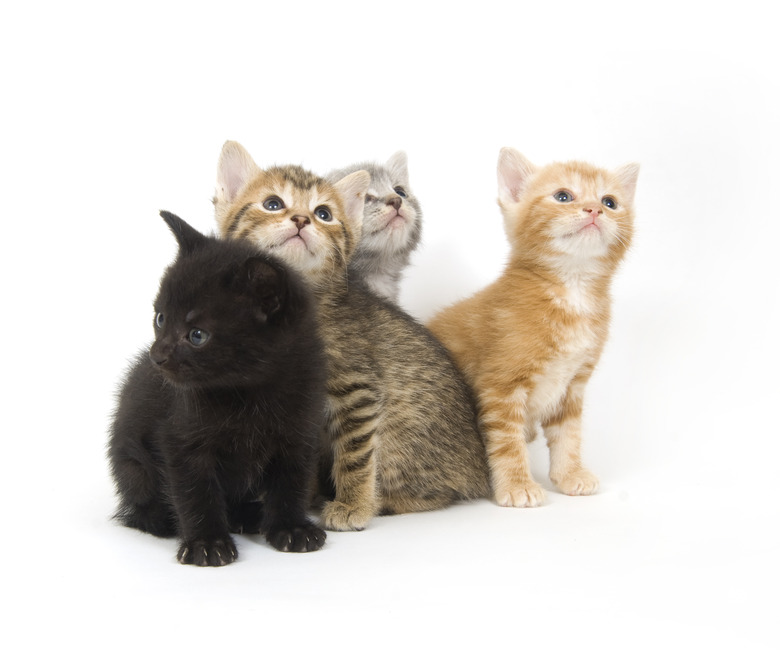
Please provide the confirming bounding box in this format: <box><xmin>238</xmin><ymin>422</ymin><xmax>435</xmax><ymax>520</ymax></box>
<box><xmin>233</xmin><ymin>257</ymin><xmax>286</xmax><ymax>322</ymax></box>
<box><xmin>333</xmin><ymin>169</ymin><xmax>370</xmax><ymax>229</ymax></box>
<box><xmin>215</xmin><ymin>140</ymin><xmax>261</xmax><ymax>207</ymax></box>
<box><xmin>386</xmin><ymin>151</ymin><xmax>409</xmax><ymax>186</ymax></box>
<box><xmin>612</xmin><ymin>163</ymin><xmax>640</xmax><ymax>205</ymax></box>
<box><xmin>497</xmin><ymin>147</ymin><xmax>536</xmax><ymax>206</ymax></box>
<box><xmin>160</xmin><ymin>210</ymin><xmax>207</xmax><ymax>255</ymax></box>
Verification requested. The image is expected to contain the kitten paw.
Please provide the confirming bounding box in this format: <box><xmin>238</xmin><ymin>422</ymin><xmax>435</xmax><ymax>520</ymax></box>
<box><xmin>177</xmin><ymin>536</ymin><xmax>238</xmax><ymax>567</ymax></box>
<box><xmin>494</xmin><ymin>482</ymin><xmax>545</xmax><ymax>508</ymax></box>
<box><xmin>553</xmin><ymin>469</ymin><xmax>599</xmax><ymax>496</ymax></box>
<box><xmin>266</xmin><ymin>523</ymin><xmax>326</xmax><ymax>553</ymax></box>
<box><xmin>321</xmin><ymin>501</ymin><xmax>373</xmax><ymax>531</ymax></box>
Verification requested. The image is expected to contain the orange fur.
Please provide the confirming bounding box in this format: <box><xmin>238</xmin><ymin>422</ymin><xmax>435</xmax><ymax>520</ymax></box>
<box><xmin>428</xmin><ymin>148</ymin><xmax>639</xmax><ymax>507</ymax></box>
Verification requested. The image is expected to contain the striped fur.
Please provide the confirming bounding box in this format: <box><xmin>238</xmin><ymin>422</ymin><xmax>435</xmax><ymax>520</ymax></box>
<box><xmin>429</xmin><ymin>148</ymin><xmax>638</xmax><ymax>507</ymax></box>
<box><xmin>214</xmin><ymin>141</ymin><xmax>490</xmax><ymax>530</ymax></box>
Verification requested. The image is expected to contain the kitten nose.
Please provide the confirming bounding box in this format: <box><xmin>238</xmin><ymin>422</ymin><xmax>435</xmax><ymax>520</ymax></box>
<box><xmin>291</xmin><ymin>215</ymin><xmax>310</xmax><ymax>229</ymax></box>
<box><xmin>149</xmin><ymin>344</ymin><xmax>169</xmax><ymax>367</ymax></box>
<box><xmin>386</xmin><ymin>196</ymin><xmax>402</xmax><ymax>211</ymax></box>
<box><xmin>583</xmin><ymin>207</ymin><xmax>602</xmax><ymax>219</ymax></box>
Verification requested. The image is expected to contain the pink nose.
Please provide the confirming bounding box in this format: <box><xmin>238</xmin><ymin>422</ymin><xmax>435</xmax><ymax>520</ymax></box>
<box><xmin>583</xmin><ymin>208</ymin><xmax>602</xmax><ymax>220</ymax></box>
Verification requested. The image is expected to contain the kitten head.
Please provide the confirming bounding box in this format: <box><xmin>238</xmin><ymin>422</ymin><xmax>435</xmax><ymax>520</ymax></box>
<box><xmin>497</xmin><ymin>147</ymin><xmax>639</xmax><ymax>274</ymax></box>
<box><xmin>150</xmin><ymin>211</ymin><xmax>312</xmax><ymax>388</ymax></box>
<box><xmin>326</xmin><ymin>152</ymin><xmax>422</xmax><ymax>267</ymax></box>
<box><xmin>213</xmin><ymin>141</ymin><xmax>370</xmax><ymax>287</ymax></box>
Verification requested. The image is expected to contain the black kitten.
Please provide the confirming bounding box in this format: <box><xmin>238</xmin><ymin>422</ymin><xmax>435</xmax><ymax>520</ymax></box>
<box><xmin>108</xmin><ymin>211</ymin><xmax>327</xmax><ymax>566</ymax></box>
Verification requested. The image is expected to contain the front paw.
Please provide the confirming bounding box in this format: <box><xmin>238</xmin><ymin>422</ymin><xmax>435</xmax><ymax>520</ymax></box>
<box><xmin>553</xmin><ymin>468</ymin><xmax>599</xmax><ymax>496</ymax></box>
<box><xmin>267</xmin><ymin>523</ymin><xmax>326</xmax><ymax>553</ymax></box>
<box><xmin>321</xmin><ymin>500</ymin><xmax>374</xmax><ymax>531</ymax></box>
<box><xmin>494</xmin><ymin>481</ymin><xmax>545</xmax><ymax>508</ymax></box>
<box><xmin>177</xmin><ymin>536</ymin><xmax>238</xmax><ymax>567</ymax></box>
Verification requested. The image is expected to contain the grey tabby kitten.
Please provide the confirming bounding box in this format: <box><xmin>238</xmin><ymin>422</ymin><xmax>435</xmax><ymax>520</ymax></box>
<box><xmin>326</xmin><ymin>152</ymin><xmax>421</xmax><ymax>303</ymax></box>
<box><xmin>213</xmin><ymin>141</ymin><xmax>490</xmax><ymax>531</ymax></box>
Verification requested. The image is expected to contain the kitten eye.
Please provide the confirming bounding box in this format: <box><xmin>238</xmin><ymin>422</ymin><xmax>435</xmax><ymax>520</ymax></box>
<box><xmin>155</xmin><ymin>313</ymin><xmax>165</xmax><ymax>328</ymax></box>
<box><xmin>314</xmin><ymin>205</ymin><xmax>333</xmax><ymax>222</ymax></box>
<box><xmin>602</xmin><ymin>196</ymin><xmax>617</xmax><ymax>209</ymax></box>
<box><xmin>188</xmin><ymin>328</ymin><xmax>210</xmax><ymax>347</ymax></box>
<box><xmin>394</xmin><ymin>186</ymin><xmax>407</xmax><ymax>198</ymax></box>
<box><xmin>263</xmin><ymin>196</ymin><xmax>285</xmax><ymax>211</ymax></box>
<box><xmin>553</xmin><ymin>190</ymin><xmax>573</xmax><ymax>203</ymax></box>
<box><xmin>365</xmin><ymin>194</ymin><xmax>377</xmax><ymax>203</ymax></box>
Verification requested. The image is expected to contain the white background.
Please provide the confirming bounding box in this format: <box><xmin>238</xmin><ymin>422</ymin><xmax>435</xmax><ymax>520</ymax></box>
<box><xmin>2</xmin><ymin>1</ymin><xmax>778</xmax><ymax>655</ymax></box>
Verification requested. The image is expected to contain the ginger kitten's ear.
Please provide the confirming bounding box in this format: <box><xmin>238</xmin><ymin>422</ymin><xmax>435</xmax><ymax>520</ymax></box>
<box><xmin>215</xmin><ymin>140</ymin><xmax>261</xmax><ymax>207</ymax></box>
<box><xmin>386</xmin><ymin>151</ymin><xmax>409</xmax><ymax>186</ymax></box>
<box><xmin>612</xmin><ymin>163</ymin><xmax>640</xmax><ymax>205</ymax></box>
<box><xmin>333</xmin><ymin>169</ymin><xmax>371</xmax><ymax>233</ymax></box>
<box><xmin>497</xmin><ymin>147</ymin><xmax>537</xmax><ymax>206</ymax></box>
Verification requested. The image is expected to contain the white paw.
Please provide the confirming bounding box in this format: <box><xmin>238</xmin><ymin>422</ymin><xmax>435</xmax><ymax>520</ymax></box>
<box><xmin>554</xmin><ymin>468</ymin><xmax>599</xmax><ymax>496</ymax></box>
<box><xmin>321</xmin><ymin>501</ymin><xmax>373</xmax><ymax>531</ymax></box>
<box><xmin>494</xmin><ymin>481</ymin><xmax>545</xmax><ymax>508</ymax></box>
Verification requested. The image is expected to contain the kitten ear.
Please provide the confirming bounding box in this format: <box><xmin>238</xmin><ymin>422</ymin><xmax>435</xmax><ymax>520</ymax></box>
<box><xmin>215</xmin><ymin>140</ymin><xmax>261</xmax><ymax>207</ymax></box>
<box><xmin>497</xmin><ymin>147</ymin><xmax>537</xmax><ymax>206</ymax></box>
<box><xmin>234</xmin><ymin>257</ymin><xmax>285</xmax><ymax>322</ymax></box>
<box><xmin>612</xmin><ymin>163</ymin><xmax>640</xmax><ymax>205</ymax></box>
<box><xmin>160</xmin><ymin>210</ymin><xmax>207</xmax><ymax>254</ymax></box>
<box><xmin>386</xmin><ymin>151</ymin><xmax>409</xmax><ymax>186</ymax></box>
<box><xmin>333</xmin><ymin>169</ymin><xmax>370</xmax><ymax>229</ymax></box>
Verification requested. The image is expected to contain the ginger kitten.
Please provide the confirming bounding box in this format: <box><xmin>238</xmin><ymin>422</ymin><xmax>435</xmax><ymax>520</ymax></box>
<box><xmin>428</xmin><ymin>147</ymin><xmax>638</xmax><ymax>507</ymax></box>
<box><xmin>213</xmin><ymin>141</ymin><xmax>490</xmax><ymax>530</ymax></box>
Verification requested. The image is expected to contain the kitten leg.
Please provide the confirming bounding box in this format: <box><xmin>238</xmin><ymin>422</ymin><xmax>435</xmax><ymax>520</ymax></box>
<box><xmin>261</xmin><ymin>454</ymin><xmax>326</xmax><ymax>553</ymax></box>
<box><xmin>543</xmin><ymin>375</ymin><xmax>599</xmax><ymax>496</ymax></box>
<box><xmin>480</xmin><ymin>387</ymin><xmax>545</xmax><ymax>507</ymax></box>
<box><xmin>167</xmin><ymin>464</ymin><xmax>238</xmax><ymax>567</ymax></box>
<box><xmin>321</xmin><ymin>389</ymin><xmax>381</xmax><ymax>531</ymax></box>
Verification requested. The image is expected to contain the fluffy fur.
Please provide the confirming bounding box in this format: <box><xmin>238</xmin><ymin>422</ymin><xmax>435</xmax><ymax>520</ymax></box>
<box><xmin>108</xmin><ymin>212</ymin><xmax>327</xmax><ymax>565</ymax></box>
<box><xmin>428</xmin><ymin>148</ymin><xmax>639</xmax><ymax>507</ymax></box>
<box><xmin>325</xmin><ymin>152</ymin><xmax>422</xmax><ymax>302</ymax></box>
<box><xmin>214</xmin><ymin>141</ymin><xmax>490</xmax><ymax>531</ymax></box>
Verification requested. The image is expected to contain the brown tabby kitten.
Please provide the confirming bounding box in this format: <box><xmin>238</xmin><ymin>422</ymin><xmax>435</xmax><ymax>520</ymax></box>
<box><xmin>429</xmin><ymin>148</ymin><xmax>638</xmax><ymax>507</ymax></box>
<box><xmin>213</xmin><ymin>141</ymin><xmax>490</xmax><ymax>530</ymax></box>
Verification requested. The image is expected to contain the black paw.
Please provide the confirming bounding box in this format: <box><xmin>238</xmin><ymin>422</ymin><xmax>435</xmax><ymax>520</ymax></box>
<box><xmin>177</xmin><ymin>536</ymin><xmax>238</xmax><ymax>567</ymax></box>
<box><xmin>266</xmin><ymin>523</ymin><xmax>326</xmax><ymax>553</ymax></box>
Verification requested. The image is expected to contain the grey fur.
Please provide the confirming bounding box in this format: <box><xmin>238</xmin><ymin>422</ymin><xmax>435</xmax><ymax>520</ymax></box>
<box><xmin>326</xmin><ymin>152</ymin><xmax>422</xmax><ymax>303</ymax></box>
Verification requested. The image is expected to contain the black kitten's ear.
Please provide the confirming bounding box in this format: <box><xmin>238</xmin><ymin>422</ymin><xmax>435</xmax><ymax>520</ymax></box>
<box><xmin>160</xmin><ymin>210</ymin><xmax>208</xmax><ymax>255</ymax></box>
<box><xmin>234</xmin><ymin>257</ymin><xmax>286</xmax><ymax>322</ymax></box>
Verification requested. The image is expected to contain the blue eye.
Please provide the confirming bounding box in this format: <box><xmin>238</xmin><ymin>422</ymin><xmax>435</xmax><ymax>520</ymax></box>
<box><xmin>315</xmin><ymin>206</ymin><xmax>332</xmax><ymax>222</ymax></box>
<box><xmin>188</xmin><ymin>328</ymin><xmax>210</xmax><ymax>347</ymax></box>
<box><xmin>602</xmin><ymin>196</ymin><xmax>617</xmax><ymax>209</ymax></box>
<box><xmin>394</xmin><ymin>186</ymin><xmax>407</xmax><ymax>198</ymax></box>
<box><xmin>554</xmin><ymin>190</ymin><xmax>573</xmax><ymax>203</ymax></box>
<box><xmin>155</xmin><ymin>313</ymin><xmax>165</xmax><ymax>328</ymax></box>
<box><xmin>263</xmin><ymin>197</ymin><xmax>285</xmax><ymax>211</ymax></box>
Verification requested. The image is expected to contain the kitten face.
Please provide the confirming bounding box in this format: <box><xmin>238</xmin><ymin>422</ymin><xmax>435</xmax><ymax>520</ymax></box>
<box><xmin>150</xmin><ymin>213</ymin><xmax>292</xmax><ymax>388</ymax></box>
<box><xmin>214</xmin><ymin>141</ymin><xmax>369</xmax><ymax>285</ymax></box>
<box><xmin>328</xmin><ymin>152</ymin><xmax>422</xmax><ymax>260</ymax></box>
<box><xmin>498</xmin><ymin>148</ymin><xmax>638</xmax><ymax>273</ymax></box>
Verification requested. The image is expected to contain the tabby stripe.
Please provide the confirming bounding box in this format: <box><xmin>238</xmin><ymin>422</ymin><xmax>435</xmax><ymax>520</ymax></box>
<box><xmin>225</xmin><ymin>203</ymin><xmax>253</xmax><ymax>235</ymax></box>
<box><xmin>328</xmin><ymin>382</ymin><xmax>373</xmax><ymax>397</ymax></box>
<box><xmin>343</xmin><ymin>449</ymin><xmax>374</xmax><ymax>474</ymax></box>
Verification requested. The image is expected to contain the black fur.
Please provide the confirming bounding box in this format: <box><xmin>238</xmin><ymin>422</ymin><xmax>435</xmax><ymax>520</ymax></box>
<box><xmin>108</xmin><ymin>211</ymin><xmax>327</xmax><ymax>566</ymax></box>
